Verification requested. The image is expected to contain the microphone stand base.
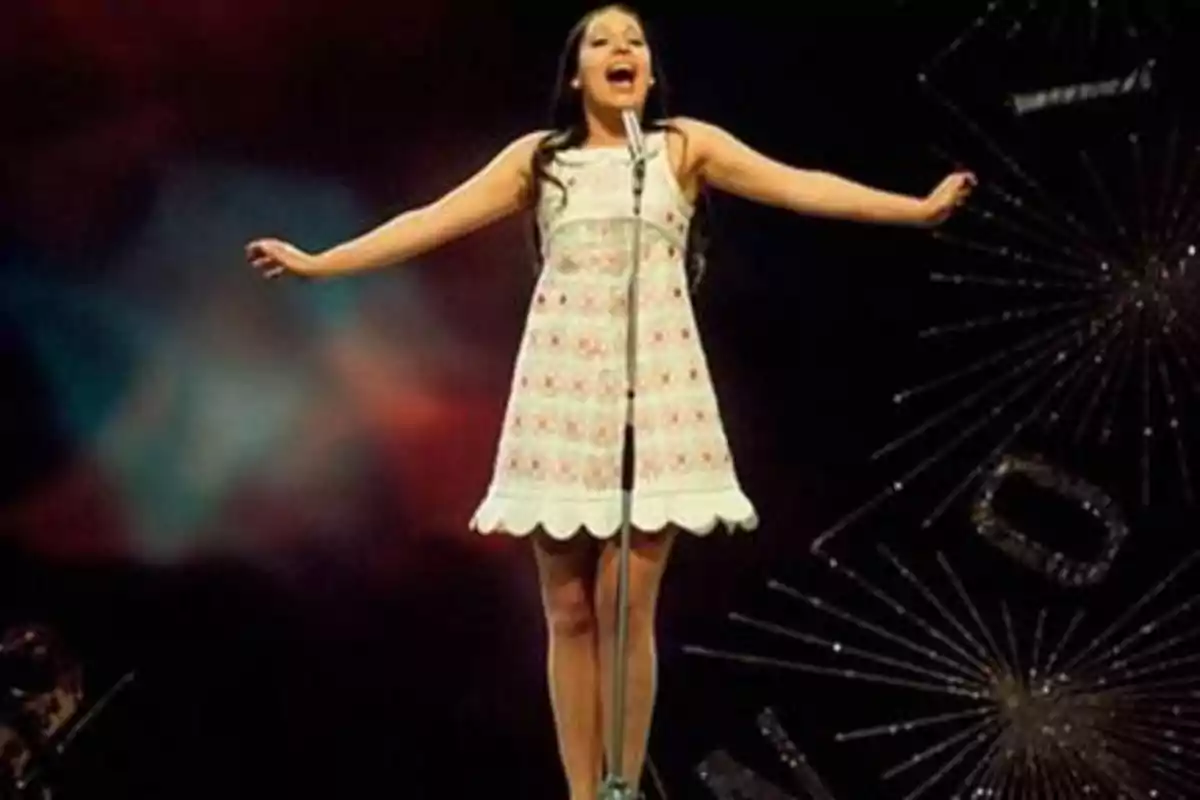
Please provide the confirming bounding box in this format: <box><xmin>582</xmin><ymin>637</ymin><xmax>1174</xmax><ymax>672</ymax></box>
<box><xmin>597</xmin><ymin>774</ymin><xmax>638</xmax><ymax>800</ymax></box>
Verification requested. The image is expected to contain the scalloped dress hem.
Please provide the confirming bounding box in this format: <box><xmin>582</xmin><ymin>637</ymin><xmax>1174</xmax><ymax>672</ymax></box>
<box><xmin>469</xmin><ymin>488</ymin><xmax>759</xmax><ymax>540</ymax></box>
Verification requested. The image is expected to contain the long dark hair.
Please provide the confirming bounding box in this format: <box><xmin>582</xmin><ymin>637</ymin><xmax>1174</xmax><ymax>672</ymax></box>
<box><xmin>529</xmin><ymin>5</ymin><xmax>711</xmax><ymax>289</ymax></box>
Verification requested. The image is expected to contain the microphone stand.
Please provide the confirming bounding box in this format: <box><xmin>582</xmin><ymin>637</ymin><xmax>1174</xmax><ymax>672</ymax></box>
<box><xmin>598</xmin><ymin>120</ymin><xmax>647</xmax><ymax>800</ymax></box>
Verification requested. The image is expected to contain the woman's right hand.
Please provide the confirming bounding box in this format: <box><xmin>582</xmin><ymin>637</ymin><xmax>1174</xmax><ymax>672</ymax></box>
<box><xmin>245</xmin><ymin>238</ymin><xmax>322</xmax><ymax>280</ymax></box>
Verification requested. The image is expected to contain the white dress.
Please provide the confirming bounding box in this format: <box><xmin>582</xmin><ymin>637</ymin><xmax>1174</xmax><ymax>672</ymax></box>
<box><xmin>470</xmin><ymin>132</ymin><xmax>758</xmax><ymax>540</ymax></box>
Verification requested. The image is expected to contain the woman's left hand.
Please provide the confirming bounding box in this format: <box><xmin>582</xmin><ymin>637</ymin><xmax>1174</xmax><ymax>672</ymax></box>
<box><xmin>920</xmin><ymin>171</ymin><xmax>977</xmax><ymax>227</ymax></box>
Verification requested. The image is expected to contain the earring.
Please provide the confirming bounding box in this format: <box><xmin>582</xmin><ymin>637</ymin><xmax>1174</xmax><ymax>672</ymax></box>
<box><xmin>571</xmin><ymin>79</ymin><xmax>581</xmax><ymax>89</ymax></box>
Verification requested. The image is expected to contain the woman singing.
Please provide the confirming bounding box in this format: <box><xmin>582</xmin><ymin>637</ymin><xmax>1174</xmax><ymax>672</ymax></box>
<box><xmin>246</xmin><ymin>5</ymin><xmax>974</xmax><ymax>797</ymax></box>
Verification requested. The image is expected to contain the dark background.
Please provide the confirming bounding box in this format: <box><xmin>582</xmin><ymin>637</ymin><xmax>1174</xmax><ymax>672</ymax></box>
<box><xmin>3</xmin><ymin>1</ymin><xmax>1200</xmax><ymax>797</ymax></box>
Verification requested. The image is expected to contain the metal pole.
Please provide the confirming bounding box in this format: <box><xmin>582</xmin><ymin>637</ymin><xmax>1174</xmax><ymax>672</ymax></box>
<box><xmin>598</xmin><ymin>149</ymin><xmax>646</xmax><ymax>800</ymax></box>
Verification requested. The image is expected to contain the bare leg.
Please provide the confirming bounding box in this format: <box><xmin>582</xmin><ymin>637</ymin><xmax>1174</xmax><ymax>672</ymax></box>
<box><xmin>595</xmin><ymin>528</ymin><xmax>677</xmax><ymax>789</ymax></box>
<box><xmin>532</xmin><ymin>532</ymin><xmax>604</xmax><ymax>800</ymax></box>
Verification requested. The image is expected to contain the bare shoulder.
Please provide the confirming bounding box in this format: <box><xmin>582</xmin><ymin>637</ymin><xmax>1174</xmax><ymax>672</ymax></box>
<box><xmin>664</xmin><ymin>117</ymin><xmax>724</xmax><ymax>142</ymax></box>
<box><xmin>479</xmin><ymin>130</ymin><xmax>554</xmax><ymax>195</ymax></box>
<box><xmin>503</xmin><ymin>130</ymin><xmax>555</xmax><ymax>166</ymax></box>
<box><xmin>665</xmin><ymin>116</ymin><xmax>720</xmax><ymax>136</ymax></box>
<box><xmin>517</xmin><ymin>129</ymin><xmax>556</xmax><ymax>148</ymax></box>
<box><xmin>661</xmin><ymin>117</ymin><xmax>727</xmax><ymax>166</ymax></box>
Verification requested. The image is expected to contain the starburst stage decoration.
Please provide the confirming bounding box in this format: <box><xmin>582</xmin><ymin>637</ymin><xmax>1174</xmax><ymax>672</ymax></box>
<box><xmin>910</xmin><ymin>0</ymin><xmax>1179</xmax><ymax>79</ymax></box>
<box><xmin>685</xmin><ymin>546</ymin><xmax>1200</xmax><ymax>798</ymax></box>
<box><xmin>813</xmin><ymin>119</ymin><xmax>1200</xmax><ymax>550</ymax></box>
<box><xmin>808</xmin><ymin>0</ymin><xmax>1199</xmax><ymax>549</ymax></box>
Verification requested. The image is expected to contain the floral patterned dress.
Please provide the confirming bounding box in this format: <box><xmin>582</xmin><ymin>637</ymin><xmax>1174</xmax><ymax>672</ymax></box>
<box><xmin>470</xmin><ymin>132</ymin><xmax>758</xmax><ymax>540</ymax></box>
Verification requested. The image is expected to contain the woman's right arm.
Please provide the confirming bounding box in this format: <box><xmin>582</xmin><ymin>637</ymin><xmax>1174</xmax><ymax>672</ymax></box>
<box><xmin>247</xmin><ymin>130</ymin><xmax>545</xmax><ymax>278</ymax></box>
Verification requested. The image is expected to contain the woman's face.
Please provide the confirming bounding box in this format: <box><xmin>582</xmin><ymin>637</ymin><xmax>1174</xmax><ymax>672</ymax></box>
<box><xmin>574</xmin><ymin>7</ymin><xmax>653</xmax><ymax>113</ymax></box>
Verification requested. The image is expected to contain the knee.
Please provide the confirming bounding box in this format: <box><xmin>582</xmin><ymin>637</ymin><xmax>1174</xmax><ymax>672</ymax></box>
<box><xmin>594</xmin><ymin>579</ymin><xmax>656</xmax><ymax>642</ymax></box>
<box><xmin>544</xmin><ymin>584</ymin><xmax>597</xmax><ymax>639</ymax></box>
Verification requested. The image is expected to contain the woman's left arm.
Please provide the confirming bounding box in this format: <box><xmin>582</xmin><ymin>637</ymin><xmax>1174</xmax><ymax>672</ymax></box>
<box><xmin>675</xmin><ymin>118</ymin><xmax>975</xmax><ymax>227</ymax></box>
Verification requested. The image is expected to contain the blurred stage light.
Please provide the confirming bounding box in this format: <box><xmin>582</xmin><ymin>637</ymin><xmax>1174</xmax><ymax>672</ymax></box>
<box><xmin>3</xmin><ymin>160</ymin><xmax>505</xmax><ymax>562</ymax></box>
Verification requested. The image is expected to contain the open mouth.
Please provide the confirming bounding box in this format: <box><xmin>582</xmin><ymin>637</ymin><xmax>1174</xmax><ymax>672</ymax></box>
<box><xmin>605</xmin><ymin>64</ymin><xmax>637</xmax><ymax>89</ymax></box>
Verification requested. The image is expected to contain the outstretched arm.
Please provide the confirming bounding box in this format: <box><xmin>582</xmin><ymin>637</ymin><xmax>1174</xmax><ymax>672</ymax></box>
<box><xmin>248</xmin><ymin>130</ymin><xmax>546</xmax><ymax>278</ymax></box>
<box><xmin>675</xmin><ymin>118</ymin><xmax>973</xmax><ymax>227</ymax></box>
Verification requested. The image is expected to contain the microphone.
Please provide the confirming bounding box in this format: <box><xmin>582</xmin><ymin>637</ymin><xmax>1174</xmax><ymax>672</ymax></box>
<box><xmin>621</xmin><ymin>109</ymin><xmax>646</xmax><ymax>161</ymax></box>
<box><xmin>621</xmin><ymin>109</ymin><xmax>647</xmax><ymax>205</ymax></box>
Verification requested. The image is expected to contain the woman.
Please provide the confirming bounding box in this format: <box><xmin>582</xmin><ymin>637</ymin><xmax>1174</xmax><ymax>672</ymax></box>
<box><xmin>247</xmin><ymin>5</ymin><xmax>975</xmax><ymax>797</ymax></box>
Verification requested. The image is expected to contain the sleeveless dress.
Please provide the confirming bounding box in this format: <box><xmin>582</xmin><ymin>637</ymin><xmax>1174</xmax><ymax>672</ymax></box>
<box><xmin>470</xmin><ymin>131</ymin><xmax>759</xmax><ymax>539</ymax></box>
